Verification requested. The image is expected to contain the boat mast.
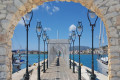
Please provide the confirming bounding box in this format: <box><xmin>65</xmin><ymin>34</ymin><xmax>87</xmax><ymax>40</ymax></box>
<box><xmin>99</xmin><ymin>20</ymin><xmax>102</xmax><ymax>48</ymax></box>
<box><xmin>102</xmin><ymin>23</ymin><xmax>104</xmax><ymax>47</ymax></box>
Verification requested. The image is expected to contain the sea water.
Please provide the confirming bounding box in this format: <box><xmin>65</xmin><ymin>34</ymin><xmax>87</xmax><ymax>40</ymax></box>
<box><xmin>15</xmin><ymin>54</ymin><xmax>99</xmax><ymax>71</ymax></box>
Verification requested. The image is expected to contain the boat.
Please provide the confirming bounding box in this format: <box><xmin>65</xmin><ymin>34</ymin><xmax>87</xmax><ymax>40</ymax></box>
<box><xmin>97</xmin><ymin>55</ymin><xmax>108</xmax><ymax>76</ymax></box>
<box><xmin>12</xmin><ymin>53</ymin><xmax>25</xmax><ymax>73</ymax></box>
<box><xmin>97</xmin><ymin>20</ymin><xmax>108</xmax><ymax>76</ymax></box>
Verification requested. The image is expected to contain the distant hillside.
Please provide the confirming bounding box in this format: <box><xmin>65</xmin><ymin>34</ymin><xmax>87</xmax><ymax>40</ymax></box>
<box><xmin>70</xmin><ymin>46</ymin><xmax>90</xmax><ymax>51</ymax></box>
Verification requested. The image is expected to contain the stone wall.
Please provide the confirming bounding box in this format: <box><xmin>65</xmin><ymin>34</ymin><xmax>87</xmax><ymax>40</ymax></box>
<box><xmin>0</xmin><ymin>0</ymin><xmax>120</xmax><ymax>80</ymax></box>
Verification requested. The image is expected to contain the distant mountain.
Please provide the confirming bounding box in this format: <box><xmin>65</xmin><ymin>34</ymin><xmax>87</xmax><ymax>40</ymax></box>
<box><xmin>70</xmin><ymin>46</ymin><xmax>90</xmax><ymax>51</ymax></box>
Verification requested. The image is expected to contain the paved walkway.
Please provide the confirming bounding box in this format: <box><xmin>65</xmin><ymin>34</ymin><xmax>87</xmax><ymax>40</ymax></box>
<box><xmin>41</xmin><ymin>57</ymin><xmax>84</xmax><ymax>80</ymax></box>
<box><xmin>12</xmin><ymin>58</ymin><xmax>107</xmax><ymax>80</ymax></box>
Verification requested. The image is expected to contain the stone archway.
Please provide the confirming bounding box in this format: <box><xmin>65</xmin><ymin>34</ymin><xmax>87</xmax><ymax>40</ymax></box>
<box><xmin>0</xmin><ymin>0</ymin><xmax>120</xmax><ymax>80</ymax></box>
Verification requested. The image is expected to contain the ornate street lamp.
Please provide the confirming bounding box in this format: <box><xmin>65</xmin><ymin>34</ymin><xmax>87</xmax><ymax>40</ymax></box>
<box><xmin>87</xmin><ymin>10</ymin><xmax>98</xmax><ymax>80</ymax></box>
<box><xmin>42</xmin><ymin>30</ymin><xmax>47</xmax><ymax>73</ymax></box>
<box><xmin>71</xmin><ymin>30</ymin><xmax>76</xmax><ymax>73</ymax></box>
<box><xmin>68</xmin><ymin>35</ymin><xmax>72</xmax><ymax>69</ymax></box>
<box><xmin>46</xmin><ymin>36</ymin><xmax>49</xmax><ymax>69</ymax></box>
<box><xmin>36</xmin><ymin>22</ymin><xmax>43</xmax><ymax>80</ymax></box>
<box><xmin>76</xmin><ymin>21</ymin><xmax>83</xmax><ymax>80</ymax></box>
<box><xmin>22</xmin><ymin>11</ymin><xmax>33</xmax><ymax>80</ymax></box>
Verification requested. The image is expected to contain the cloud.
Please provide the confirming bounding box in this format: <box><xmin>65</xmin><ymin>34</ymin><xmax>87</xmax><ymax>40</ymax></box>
<box><xmin>41</xmin><ymin>3</ymin><xmax>60</xmax><ymax>15</ymax></box>
<box><xmin>46</xmin><ymin>6</ymin><xmax>50</xmax><ymax>11</ymax></box>
<box><xmin>52</xmin><ymin>6</ymin><xmax>60</xmax><ymax>12</ymax></box>
<box><xmin>69</xmin><ymin>24</ymin><xmax>76</xmax><ymax>31</ymax></box>
<box><xmin>18</xmin><ymin>19</ymin><xmax>24</xmax><ymax>26</ymax></box>
<box><xmin>44</xmin><ymin>27</ymin><xmax>51</xmax><ymax>31</ymax></box>
<box><xmin>32</xmin><ymin>6</ymin><xmax>39</xmax><ymax>11</ymax></box>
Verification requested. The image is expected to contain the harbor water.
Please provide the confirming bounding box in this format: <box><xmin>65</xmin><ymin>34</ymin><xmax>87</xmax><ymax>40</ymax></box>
<box><xmin>13</xmin><ymin>54</ymin><xmax>103</xmax><ymax>72</ymax></box>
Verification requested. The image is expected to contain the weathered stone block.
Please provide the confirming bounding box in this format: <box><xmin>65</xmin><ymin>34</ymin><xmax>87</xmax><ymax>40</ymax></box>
<box><xmin>110</xmin><ymin>64</ymin><xmax>120</xmax><ymax>71</ymax></box>
<box><xmin>0</xmin><ymin>72</ymin><xmax>7</xmax><ymax>78</ymax></box>
<box><xmin>106</xmin><ymin>20</ymin><xmax>112</xmax><ymax>27</ymax></box>
<box><xmin>109</xmin><ymin>70</ymin><xmax>116</xmax><ymax>77</ymax></box>
<box><xmin>0</xmin><ymin>14</ymin><xmax>6</xmax><ymax>19</ymax></box>
<box><xmin>108</xmin><ymin>4</ymin><xmax>120</xmax><ymax>12</ymax></box>
<box><xmin>106</xmin><ymin>0</ymin><xmax>119</xmax><ymax>6</ymax></box>
<box><xmin>0</xmin><ymin>10</ymin><xmax>7</xmax><ymax>14</ymax></box>
<box><xmin>7</xmin><ymin>5</ymin><xmax>17</xmax><ymax>13</ymax></box>
<box><xmin>117</xmin><ymin>26</ymin><xmax>120</xmax><ymax>29</ymax></box>
<box><xmin>110</xmin><ymin>38</ymin><xmax>118</xmax><ymax>46</ymax></box>
<box><xmin>0</xmin><ymin>46</ymin><xmax>7</xmax><ymax>56</ymax></box>
<box><xmin>6</xmin><ymin>14</ymin><xmax>13</xmax><ymax>20</ymax></box>
<box><xmin>3</xmin><ymin>1</ymin><xmax>13</xmax><ymax>4</ymax></box>
<box><xmin>0</xmin><ymin>4</ymin><xmax>6</xmax><ymax>10</ymax></box>
<box><xmin>111</xmin><ymin>17</ymin><xmax>117</xmax><ymax>25</ymax></box>
<box><xmin>109</xmin><ymin>58</ymin><xmax>120</xmax><ymax>64</ymax></box>
<box><xmin>0</xmin><ymin>34</ymin><xmax>7</xmax><ymax>44</ymax></box>
<box><xmin>14</xmin><ymin>0</ymin><xmax>24</xmax><ymax>9</ymax></box>
<box><xmin>104</xmin><ymin>12</ymin><xmax>118</xmax><ymax>19</ymax></box>
<box><xmin>109</xmin><ymin>46</ymin><xmax>120</xmax><ymax>53</ymax></box>
<box><xmin>21</xmin><ymin>0</ymin><xmax>28</xmax><ymax>3</ymax></box>
<box><xmin>0</xmin><ymin>64</ymin><xmax>7</xmax><ymax>72</ymax></box>
<box><xmin>99</xmin><ymin>6</ymin><xmax>108</xmax><ymax>15</ymax></box>
<box><xmin>111</xmin><ymin>77</ymin><xmax>120</xmax><ymax>80</ymax></box>
<box><xmin>29</xmin><ymin>0</ymin><xmax>33</xmax><ymax>3</ymax></box>
<box><xmin>0</xmin><ymin>56</ymin><xmax>5</xmax><ymax>63</ymax></box>
<box><xmin>109</xmin><ymin>27</ymin><xmax>118</xmax><ymax>37</ymax></box>
<box><xmin>1</xmin><ymin>20</ymin><xmax>10</xmax><ymax>30</ymax></box>
<box><xmin>116</xmin><ymin>15</ymin><xmax>120</xmax><ymax>26</ymax></box>
<box><xmin>109</xmin><ymin>52</ymin><xmax>120</xmax><ymax>58</ymax></box>
<box><xmin>117</xmin><ymin>71</ymin><xmax>120</xmax><ymax>77</ymax></box>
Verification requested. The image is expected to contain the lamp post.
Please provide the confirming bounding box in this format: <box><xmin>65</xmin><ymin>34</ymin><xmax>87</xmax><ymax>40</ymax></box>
<box><xmin>68</xmin><ymin>35</ymin><xmax>72</xmax><ymax>69</ymax></box>
<box><xmin>46</xmin><ymin>36</ymin><xmax>49</xmax><ymax>69</ymax></box>
<box><xmin>71</xmin><ymin>30</ymin><xmax>76</xmax><ymax>73</ymax></box>
<box><xmin>87</xmin><ymin>10</ymin><xmax>98</xmax><ymax>80</ymax></box>
<box><xmin>22</xmin><ymin>11</ymin><xmax>33</xmax><ymax>80</ymax></box>
<box><xmin>36</xmin><ymin>22</ymin><xmax>43</xmax><ymax>80</ymax></box>
<box><xmin>76</xmin><ymin>21</ymin><xmax>83</xmax><ymax>80</ymax></box>
<box><xmin>42</xmin><ymin>30</ymin><xmax>47</xmax><ymax>73</ymax></box>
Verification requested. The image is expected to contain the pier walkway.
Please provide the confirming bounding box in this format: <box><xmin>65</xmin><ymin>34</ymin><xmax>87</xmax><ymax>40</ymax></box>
<box><xmin>12</xmin><ymin>57</ymin><xmax>107</xmax><ymax>80</ymax></box>
<box><xmin>40</xmin><ymin>57</ymin><xmax>84</xmax><ymax>80</ymax></box>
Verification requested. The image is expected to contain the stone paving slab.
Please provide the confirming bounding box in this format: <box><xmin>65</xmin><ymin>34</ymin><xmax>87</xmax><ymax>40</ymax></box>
<box><xmin>41</xmin><ymin>57</ymin><xmax>84</xmax><ymax>80</ymax></box>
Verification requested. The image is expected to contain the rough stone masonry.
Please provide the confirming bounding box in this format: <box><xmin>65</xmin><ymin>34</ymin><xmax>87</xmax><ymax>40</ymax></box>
<box><xmin>0</xmin><ymin>0</ymin><xmax>120</xmax><ymax>80</ymax></box>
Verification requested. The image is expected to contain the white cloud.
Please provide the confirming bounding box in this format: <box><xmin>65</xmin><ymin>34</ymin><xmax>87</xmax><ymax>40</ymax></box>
<box><xmin>44</xmin><ymin>27</ymin><xmax>51</xmax><ymax>31</ymax></box>
<box><xmin>32</xmin><ymin>6</ymin><xmax>39</xmax><ymax>11</ymax></box>
<box><xmin>52</xmin><ymin>6</ymin><xmax>60</xmax><ymax>12</ymax></box>
<box><xmin>69</xmin><ymin>24</ymin><xmax>76</xmax><ymax>31</ymax></box>
<box><xmin>46</xmin><ymin>6</ymin><xmax>50</xmax><ymax>11</ymax></box>
<box><xmin>41</xmin><ymin>3</ymin><xmax>60</xmax><ymax>15</ymax></box>
<box><xmin>18</xmin><ymin>19</ymin><xmax>24</xmax><ymax>26</ymax></box>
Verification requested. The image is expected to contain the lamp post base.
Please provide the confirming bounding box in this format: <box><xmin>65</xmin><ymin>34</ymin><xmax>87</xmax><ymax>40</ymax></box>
<box><xmin>43</xmin><ymin>62</ymin><xmax>46</xmax><ymax>73</ymax></box>
<box><xmin>24</xmin><ymin>73</ymin><xmax>29</xmax><ymax>80</ymax></box>
<box><xmin>90</xmin><ymin>74</ymin><xmax>96</xmax><ymax>80</ymax></box>
<box><xmin>78</xmin><ymin>66</ymin><xmax>81</xmax><ymax>80</ymax></box>
<box><xmin>38</xmin><ymin>65</ymin><xmax>40</xmax><ymax>80</ymax></box>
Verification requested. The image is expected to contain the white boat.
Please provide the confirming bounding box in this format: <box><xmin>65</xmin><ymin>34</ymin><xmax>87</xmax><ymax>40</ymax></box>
<box><xmin>97</xmin><ymin>20</ymin><xmax>108</xmax><ymax>76</ymax></box>
<box><xmin>97</xmin><ymin>56</ymin><xmax>108</xmax><ymax>76</ymax></box>
<box><xmin>12</xmin><ymin>54</ymin><xmax>25</xmax><ymax>73</ymax></box>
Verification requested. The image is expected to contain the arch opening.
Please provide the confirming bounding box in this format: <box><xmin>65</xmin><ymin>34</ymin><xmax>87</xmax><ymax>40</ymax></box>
<box><xmin>0</xmin><ymin>0</ymin><xmax>120</xmax><ymax>80</ymax></box>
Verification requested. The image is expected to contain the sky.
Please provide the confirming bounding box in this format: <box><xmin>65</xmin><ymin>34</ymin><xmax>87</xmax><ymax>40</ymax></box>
<box><xmin>12</xmin><ymin>1</ymin><xmax>108</xmax><ymax>51</ymax></box>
